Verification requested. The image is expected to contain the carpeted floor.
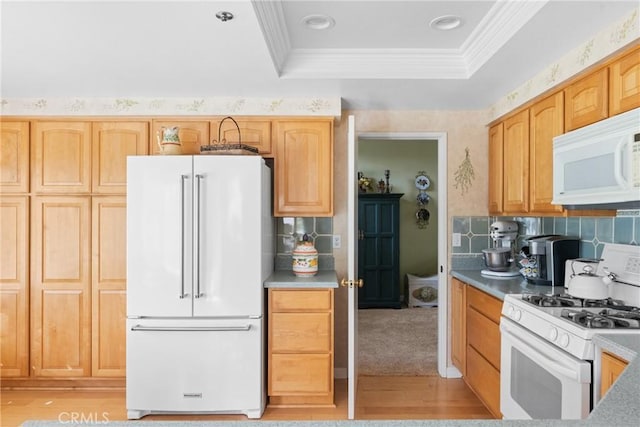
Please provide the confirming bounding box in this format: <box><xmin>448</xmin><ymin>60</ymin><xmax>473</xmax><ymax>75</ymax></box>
<box><xmin>358</xmin><ymin>307</ymin><xmax>438</xmax><ymax>376</ymax></box>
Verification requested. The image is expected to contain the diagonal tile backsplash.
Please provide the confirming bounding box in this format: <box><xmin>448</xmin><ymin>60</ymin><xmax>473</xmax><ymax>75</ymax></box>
<box><xmin>452</xmin><ymin>214</ymin><xmax>639</xmax><ymax>269</ymax></box>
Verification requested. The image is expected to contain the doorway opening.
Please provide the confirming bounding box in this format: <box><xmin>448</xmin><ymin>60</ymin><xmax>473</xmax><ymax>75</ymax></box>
<box><xmin>357</xmin><ymin>137</ymin><xmax>439</xmax><ymax>376</ymax></box>
<box><xmin>353</xmin><ymin>131</ymin><xmax>449</xmax><ymax>380</ymax></box>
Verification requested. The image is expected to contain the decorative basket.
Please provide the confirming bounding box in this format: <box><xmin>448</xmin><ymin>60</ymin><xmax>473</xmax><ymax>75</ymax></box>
<box><xmin>200</xmin><ymin>116</ymin><xmax>259</xmax><ymax>156</ymax></box>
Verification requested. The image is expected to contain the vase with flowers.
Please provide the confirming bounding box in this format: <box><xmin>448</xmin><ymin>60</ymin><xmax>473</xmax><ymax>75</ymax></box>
<box><xmin>358</xmin><ymin>176</ymin><xmax>373</xmax><ymax>192</ymax></box>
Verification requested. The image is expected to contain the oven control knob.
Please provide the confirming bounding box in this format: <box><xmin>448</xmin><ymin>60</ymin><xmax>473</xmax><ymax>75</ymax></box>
<box><xmin>548</xmin><ymin>327</ymin><xmax>558</xmax><ymax>342</ymax></box>
<box><xmin>512</xmin><ymin>309</ymin><xmax>522</xmax><ymax>321</ymax></box>
<box><xmin>559</xmin><ymin>334</ymin><xmax>570</xmax><ymax>348</ymax></box>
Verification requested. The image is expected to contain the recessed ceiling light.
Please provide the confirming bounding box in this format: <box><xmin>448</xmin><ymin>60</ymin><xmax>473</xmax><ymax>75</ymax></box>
<box><xmin>430</xmin><ymin>15</ymin><xmax>462</xmax><ymax>31</ymax></box>
<box><xmin>301</xmin><ymin>14</ymin><xmax>335</xmax><ymax>30</ymax></box>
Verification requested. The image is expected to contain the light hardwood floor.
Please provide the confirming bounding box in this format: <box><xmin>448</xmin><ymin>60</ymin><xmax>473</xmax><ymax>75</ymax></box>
<box><xmin>1</xmin><ymin>376</ymin><xmax>493</xmax><ymax>426</ymax></box>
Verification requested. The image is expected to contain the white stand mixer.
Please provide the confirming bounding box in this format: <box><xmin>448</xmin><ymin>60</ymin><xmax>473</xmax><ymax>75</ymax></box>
<box><xmin>481</xmin><ymin>220</ymin><xmax>521</xmax><ymax>277</ymax></box>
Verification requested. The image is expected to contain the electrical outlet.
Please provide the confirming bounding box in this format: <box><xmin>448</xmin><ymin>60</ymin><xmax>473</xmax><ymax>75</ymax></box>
<box><xmin>452</xmin><ymin>233</ymin><xmax>462</xmax><ymax>247</ymax></box>
<box><xmin>333</xmin><ymin>235</ymin><xmax>341</xmax><ymax>249</ymax></box>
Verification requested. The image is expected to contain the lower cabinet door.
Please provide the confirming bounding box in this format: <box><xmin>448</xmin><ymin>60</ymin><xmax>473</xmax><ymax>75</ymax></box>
<box><xmin>269</xmin><ymin>353</ymin><xmax>332</xmax><ymax>395</ymax></box>
<box><xmin>466</xmin><ymin>345</ymin><xmax>501</xmax><ymax>418</ymax></box>
<box><xmin>270</xmin><ymin>312</ymin><xmax>331</xmax><ymax>353</ymax></box>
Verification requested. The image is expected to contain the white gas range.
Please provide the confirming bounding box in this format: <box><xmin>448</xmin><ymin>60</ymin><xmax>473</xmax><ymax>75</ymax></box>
<box><xmin>499</xmin><ymin>243</ymin><xmax>640</xmax><ymax>420</ymax></box>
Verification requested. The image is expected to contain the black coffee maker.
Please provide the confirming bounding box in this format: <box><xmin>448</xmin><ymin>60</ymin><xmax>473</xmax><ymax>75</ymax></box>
<box><xmin>525</xmin><ymin>235</ymin><xmax>580</xmax><ymax>288</ymax></box>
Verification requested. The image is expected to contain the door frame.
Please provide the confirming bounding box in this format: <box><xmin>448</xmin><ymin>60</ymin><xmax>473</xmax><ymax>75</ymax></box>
<box><xmin>353</xmin><ymin>131</ymin><xmax>450</xmax><ymax>378</ymax></box>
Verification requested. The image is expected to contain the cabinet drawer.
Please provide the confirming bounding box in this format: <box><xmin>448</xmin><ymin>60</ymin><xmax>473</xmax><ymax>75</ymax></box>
<box><xmin>467</xmin><ymin>306</ymin><xmax>501</xmax><ymax>370</ymax></box>
<box><xmin>466</xmin><ymin>345</ymin><xmax>500</xmax><ymax>418</ymax></box>
<box><xmin>466</xmin><ymin>286</ymin><xmax>502</xmax><ymax>324</ymax></box>
<box><xmin>270</xmin><ymin>289</ymin><xmax>332</xmax><ymax>312</ymax></box>
<box><xmin>269</xmin><ymin>353</ymin><xmax>332</xmax><ymax>395</ymax></box>
<box><xmin>271</xmin><ymin>312</ymin><xmax>331</xmax><ymax>352</ymax></box>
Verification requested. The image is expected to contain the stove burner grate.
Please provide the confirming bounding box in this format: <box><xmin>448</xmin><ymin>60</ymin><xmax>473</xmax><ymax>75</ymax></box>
<box><xmin>560</xmin><ymin>308</ymin><xmax>640</xmax><ymax>329</ymax></box>
<box><xmin>522</xmin><ymin>294</ymin><xmax>579</xmax><ymax>307</ymax></box>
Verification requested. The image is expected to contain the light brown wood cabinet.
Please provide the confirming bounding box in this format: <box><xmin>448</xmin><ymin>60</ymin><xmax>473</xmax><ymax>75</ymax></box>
<box><xmin>151</xmin><ymin>120</ymin><xmax>210</xmax><ymax>155</ymax></box>
<box><xmin>1</xmin><ymin>120</ymin><xmax>138</xmax><ymax>383</ymax></box>
<box><xmin>151</xmin><ymin>118</ymin><xmax>272</xmax><ymax>155</ymax></box>
<box><xmin>502</xmin><ymin>110</ymin><xmax>530</xmax><ymax>213</ymax></box>
<box><xmin>600</xmin><ymin>351</ymin><xmax>629</xmax><ymax>398</ymax></box>
<box><xmin>564</xmin><ymin>67</ymin><xmax>608</xmax><ymax>131</ymax></box>
<box><xmin>487</xmin><ymin>123</ymin><xmax>504</xmax><ymax>215</ymax></box>
<box><xmin>92</xmin><ymin>122</ymin><xmax>148</xmax><ymax>193</ymax></box>
<box><xmin>450</xmin><ymin>277</ymin><xmax>466</xmax><ymax>376</ymax></box>
<box><xmin>212</xmin><ymin>118</ymin><xmax>272</xmax><ymax>155</ymax></box>
<box><xmin>31</xmin><ymin>195</ymin><xmax>92</xmax><ymax>377</ymax></box>
<box><xmin>268</xmin><ymin>288</ymin><xmax>335</xmax><ymax>407</ymax></box>
<box><xmin>273</xmin><ymin>119</ymin><xmax>333</xmax><ymax>217</ymax></box>
<box><xmin>0</xmin><ymin>196</ymin><xmax>29</xmax><ymax>377</ymax></box>
<box><xmin>91</xmin><ymin>196</ymin><xmax>127</xmax><ymax>377</ymax></box>
<box><xmin>0</xmin><ymin>121</ymin><xmax>30</xmax><ymax>193</ymax></box>
<box><xmin>488</xmin><ymin>90</ymin><xmax>613</xmax><ymax>216</ymax></box>
<box><xmin>32</xmin><ymin>121</ymin><xmax>92</xmax><ymax>194</ymax></box>
<box><xmin>465</xmin><ymin>285</ymin><xmax>502</xmax><ymax>419</ymax></box>
<box><xmin>529</xmin><ymin>91</ymin><xmax>564</xmax><ymax>214</ymax></box>
<box><xmin>609</xmin><ymin>45</ymin><xmax>640</xmax><ymax>116</ymax></box>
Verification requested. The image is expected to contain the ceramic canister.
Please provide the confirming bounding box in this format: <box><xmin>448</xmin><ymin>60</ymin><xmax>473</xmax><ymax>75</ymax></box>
<box><xmin>292</xmin><ymin>235</ymin><xmax>318</xmax><ymax>277</ymax></box>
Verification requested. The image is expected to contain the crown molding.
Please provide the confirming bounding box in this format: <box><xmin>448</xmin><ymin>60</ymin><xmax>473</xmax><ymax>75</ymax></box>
<box><xmin>254</xmin><ymin>0</ymin><xmax>548</xmax><ymax>80</ymax></box>
<box><xmin>463</xmin><ymin>0</ymin><xmax>548</xmax><ymax>76</ymax></box>
<box><xmin>251</xmin><ymin>0</ymin><xmax>291</xmax><ymax>76</ymax></box>
<box><xmin>281</xmin><ymin>48</ymin><xmax>467</xmax><ymax>79</ymax></box>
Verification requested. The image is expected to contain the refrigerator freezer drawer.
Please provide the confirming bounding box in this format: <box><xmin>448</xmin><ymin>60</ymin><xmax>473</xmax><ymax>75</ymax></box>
<box><xmin>126</xmin><ymin>318</ymin><xmax>264</xmax><ymax>419</ymax></box>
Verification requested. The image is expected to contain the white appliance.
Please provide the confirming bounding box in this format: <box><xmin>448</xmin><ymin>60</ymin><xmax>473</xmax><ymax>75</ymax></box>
<box><xmin>552</xmin><ymin>107</ymin><xmax>640</xmax><ymax>209</ymax></box>
<box><xmin>500</xmin><ymin>243</ymin><xmax>640</xmax><ymax>420</ymax></box>
<box><xmin>481</xmin><ymin>220</ymin><xmax>521</xmax><ymax>277</ymax></box>
<box><xmin>126</xmin><ymin>155</ymin><xmax>273</xmax><ymax>420</ymax></box>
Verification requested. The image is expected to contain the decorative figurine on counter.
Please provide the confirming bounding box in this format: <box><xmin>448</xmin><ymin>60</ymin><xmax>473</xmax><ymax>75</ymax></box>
<box><xmin>292</xmin><ymin>234</ymin><xmax>318</xmax><ymax>277</ymax></box>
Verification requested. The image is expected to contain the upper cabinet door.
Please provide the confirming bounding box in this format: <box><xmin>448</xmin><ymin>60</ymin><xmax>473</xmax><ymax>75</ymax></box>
<box><xmin>564</xmin><ymin>68</ymin><xmax>608</xmax><ymax>131</ymax></box>
<box><xmin>152</xmin><ymin>120</ymin><xmax>209</xmax><ymax>155</ymax></box>
<box><xmin>503</xmin><ymin>110</ymin><xmax>529</xmax><ymax>213</ymax></box>
<box><xmin>211</xmin><ymin>119</ymin><xmax>272</xmax><ymax>156</ymax></box>
<box><xmin>0</xmin><ymin>121</ymin><xmax>30</xmax><ymax>193</ymax></box>
<box><xmin>32</xmin><ymin>121</ymin><xmax>92</xmax><ymax>194</ymax></box>
<box><xmin>92</xmin><ymin>122</ymin><xmax>149</xmax><ymax>194</ymax></box>
<box><xmin>529</xmin><ymin>92</ymin><xmax>565</xmax><ymax>214</ymax></box>
<box><xmin>609</xmin><ymin>46</ymin><xmax>640</xmax><ymax>116</ymax></box>
<box><xmin>488</xmin><ymin>123</ymin><xmax>504</xmax><ymax>214</ymax></box>
<box><xmin>273</xmin><ymin>120</ymin><xmax>333</xmax><ymax>217</ymax></box>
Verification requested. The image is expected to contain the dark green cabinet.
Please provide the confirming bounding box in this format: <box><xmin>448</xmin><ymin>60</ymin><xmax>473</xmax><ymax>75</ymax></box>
<box><xmin>358</xmin><ymin>193</ymin><xmax>403</xmax><ymax>309</ymax></box>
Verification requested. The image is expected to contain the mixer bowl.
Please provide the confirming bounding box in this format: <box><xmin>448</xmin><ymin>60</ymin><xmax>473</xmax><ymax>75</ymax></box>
<box><xmin>482</xmin><ymin>248</ymin><xmax>514</xmax><ymax>271</ymax></box>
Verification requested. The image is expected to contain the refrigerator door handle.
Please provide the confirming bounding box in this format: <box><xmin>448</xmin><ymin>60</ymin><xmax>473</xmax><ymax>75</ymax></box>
<box><xmin>194</xmin><ymin>173</ymin><xmax>204</xmax><ymax>298</ymax></box>
<box><xmin>180</xmin><ymin>174</ymin><xmax>190</xmax><ymax>299</ymax></box>
<box><xmin>130</xmin><ymin>325</ymin><xmax>252</xmax><ymax>332</ymax></box>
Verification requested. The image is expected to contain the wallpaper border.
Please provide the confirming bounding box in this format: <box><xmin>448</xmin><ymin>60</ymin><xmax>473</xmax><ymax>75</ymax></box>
<box><xmin>0</xmin><ymin>97</ymin><xmax>342</xmax><ymax>117</ymax></box>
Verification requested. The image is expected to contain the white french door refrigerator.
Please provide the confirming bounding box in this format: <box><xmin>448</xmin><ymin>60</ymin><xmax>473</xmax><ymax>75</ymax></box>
<box><xmin>126</xmin><ymin>155</ymin><xmax>273</xmax><ymax>420</ymax></box>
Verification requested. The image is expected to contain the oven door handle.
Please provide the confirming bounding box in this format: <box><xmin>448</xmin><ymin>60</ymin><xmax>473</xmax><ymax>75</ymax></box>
<box><xmin>501</xmin><ymin>322</ymin><xmax>587</xmax><ymax>382</ymax></box>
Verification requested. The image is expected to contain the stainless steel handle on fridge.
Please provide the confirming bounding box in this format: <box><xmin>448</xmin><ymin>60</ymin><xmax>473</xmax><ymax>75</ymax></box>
<box><xmin>180</xmin><ymin>174</ymin><xmax>190</xmax><ymax>299</ymax></box>
<box><xmin>194</xmin><ymin>173</ymin><xmax>204</xmax><ymax>298</ymax></box>
<box><xmin>131</xmin><ymin>325</ymin><xmax>252</xmax><ymax>332</ymax></box>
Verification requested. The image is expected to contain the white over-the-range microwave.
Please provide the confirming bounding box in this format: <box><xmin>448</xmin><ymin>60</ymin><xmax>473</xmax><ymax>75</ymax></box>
<box><xmin>553</xmin><ymin>107</ymin><xmax>640</xmax><ymax>210</ymax></box>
